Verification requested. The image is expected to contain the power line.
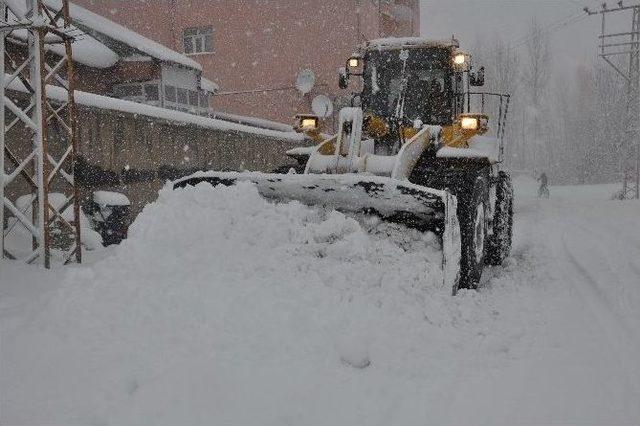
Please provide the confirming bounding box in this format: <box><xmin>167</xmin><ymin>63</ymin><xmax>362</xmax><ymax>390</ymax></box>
<box><xmin>585</xmin><ymin>2</ymin><xmax>640</xmax><ymax>199</ymax></box>
<box><xmin>501</xmin><ymin>11</ymin><xmax>588</xmax><ymax>53</ymax></box>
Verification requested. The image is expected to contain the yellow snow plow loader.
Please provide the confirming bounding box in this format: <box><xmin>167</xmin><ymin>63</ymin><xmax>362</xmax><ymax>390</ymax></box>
<box><xmin>174</xmin><ymin>37</ymin><xmax>513</xmax><ymax>294</ymax></box>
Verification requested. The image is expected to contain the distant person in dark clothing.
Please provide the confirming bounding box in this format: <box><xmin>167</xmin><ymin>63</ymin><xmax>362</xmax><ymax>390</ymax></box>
<box><xmin>538</xmin><ymin>172</ymin><xmax>549</xmax><ymax>198</ymax></box>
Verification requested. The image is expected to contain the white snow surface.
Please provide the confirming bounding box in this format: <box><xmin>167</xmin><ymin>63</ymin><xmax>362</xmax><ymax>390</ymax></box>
<box><xmin>2</xmin><ymin>178</ymin><xmax>640</xmax><ymax>425</ymax></box>
<box><xmin>8</xmin><ymin>22</ymin><xmax>119</xmax><ymax>69</ymax></box>
<box><xmin>5</xmin><ymin>193</ymin><xmax>103</xmax><ymax>254</ymax></box>
<box><xmin>4</xmin><ymin>0</ymin><xmax>199</xmax><ymax>70</ymax></box>
<box><xmin>437</xmin><ymin>135</ymin><xmax>500</xmax><ymax>162</ymax></box>
<box><xmin>60</xmin><ymin>0</ymin><xmax>202</xmax><ymax>71</ymax></box>
<box><xmin>199</xmin><ymin>77</ymin><xmax>220</xmax><ymax>94</ymax></box>
<box><xmin>93</xmin><ymin>191</ymin><xmax>131</xmax><ymax>207</ymax></box>
<box><xmin>365</xmin><ymin>37</ymin><xmax>459</xmax><ymax>50</ymax></box>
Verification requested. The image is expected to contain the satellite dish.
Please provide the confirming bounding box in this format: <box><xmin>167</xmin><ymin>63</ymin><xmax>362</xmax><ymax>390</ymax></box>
<box><xmin>312</xmin><ymin>94</ymin><xmax>334</xmax><ymax>118</ymax></box>
<box><xmin>295</xmin><ymin>69</ymin><xmax>315</xmax><ymax>95</ymax></box>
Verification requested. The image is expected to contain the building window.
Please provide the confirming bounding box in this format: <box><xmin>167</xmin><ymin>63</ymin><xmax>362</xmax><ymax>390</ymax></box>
<box><xmin>199</xmin><ymin>93</ymin><xmax>209</xmax><ymax>108</ymax></box>
<box><xmin>188</xmin><ymin>90</ymin><xmax>199</xmax><ymax>107</ymax></box>
<box><xmin>113</xmin><ymin>84</ymin><xmax>143</xmax><ymax>99</ymax></box>
<box><xmin>183</xmin><ymin>26</ymin><xmax>213</xmax><ymax>54</ymax></box>
<box><xmin>113</xmin><ymin>81</ymin><xmax>160</xmax><ymax>106</ymax></box>
<box><xmin>163</xmin><ymin>85</ymin><xmax>210</xmax><ymax>115</ymax></box>
<box><xmin>115</xmin><ymin>81</ymin><xmax>210</xmax><ymax>115</ymax></box>
<box><xmin>176</xmin><ymin>88</ymin><xmax>188</xmax><ymax>105</ymax></box>
<box><xmin>144</xmin><ymin>84</ymin><xmax>159</xmax><ymax>101</ymax></box>
<box><xmin>165</xmin><ymin>86</ymin><xmax>176</xmax><ymax>103</ymax></box>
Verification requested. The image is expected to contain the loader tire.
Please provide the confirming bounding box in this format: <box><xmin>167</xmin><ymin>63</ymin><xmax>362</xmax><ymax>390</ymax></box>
<box><xmin>457</xmin><ymin>175</ymin><xmax>489</xmax><ymax>290</ymax></box>
<box><xmin>486</xmin><ymin>171</ymin><xmax>514</xmax><ymax>266</ymax></box>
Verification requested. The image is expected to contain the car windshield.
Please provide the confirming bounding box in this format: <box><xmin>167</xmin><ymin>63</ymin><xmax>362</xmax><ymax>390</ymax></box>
<box><xmin>362</xmin><ymin>47</ymin><xmax>454</xmax><ymax>125</ymax></box>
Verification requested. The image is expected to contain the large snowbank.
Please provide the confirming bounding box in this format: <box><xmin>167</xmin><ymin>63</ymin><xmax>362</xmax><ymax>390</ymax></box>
<box><xmin>2</xmin><ymin>178</ymin><xmax>640</xmax><ymax>425</ymax></box>
<box><xmin>4</xmin><ymin>192</ymin><xmax>102</xmax><ymax>257</ymax></box>
<box><xmin>1</xmin><ymin>182</ymin><xmax>463</xmax><ymax>425</ymax></box>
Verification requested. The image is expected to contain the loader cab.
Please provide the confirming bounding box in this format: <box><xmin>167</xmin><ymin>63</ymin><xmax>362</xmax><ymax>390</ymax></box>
<box><xmin>360</xmin><ymin>45</ymin><xmax>459</xmax><ymax>126</ymax></box>
<box><xmin>339</xmin><ymin>38</ymin><xmax>489</xmax><ymax>130</ymax></box>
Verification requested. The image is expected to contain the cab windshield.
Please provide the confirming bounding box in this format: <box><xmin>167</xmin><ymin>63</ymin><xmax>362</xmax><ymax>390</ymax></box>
<box><xmin>362</xmin><ymin>47</ymin><xmax>455</xmax><ymax>125</ymax></box>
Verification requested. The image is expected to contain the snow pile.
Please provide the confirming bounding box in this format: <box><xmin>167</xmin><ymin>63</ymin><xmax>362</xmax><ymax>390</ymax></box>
<box><xmin>5</xmin><ymin>179</ymin><xmax>639</xmax><ymax>425</ymax></box>
<box><xmin>2</xmin><ymin>182</ymin><xmax>476</xmax><ymax>426</ymax></box>
<box><xmin>93</xmin><ymin>190</ymin><xmax>131</xmax><ymax>207</ymax></box>
<box><xmin>4</xmin><ymin>193</ymin><xmax>102</xmax><ymax>255</ymax></box>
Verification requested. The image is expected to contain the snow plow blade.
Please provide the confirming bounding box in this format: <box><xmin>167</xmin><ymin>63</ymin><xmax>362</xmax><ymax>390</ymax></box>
<box><xmin>173</xmin><ymin>172</ymin><xmax>461</xmax><ymax>293</ymax></box>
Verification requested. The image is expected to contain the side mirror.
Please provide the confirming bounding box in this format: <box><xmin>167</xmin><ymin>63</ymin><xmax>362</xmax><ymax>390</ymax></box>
<box><xmin>338</xmin><ymin>67</ymin><xmax>349</xmax><ymax>89</ymax></box>
<box><xmin>470</xmin><ymin>66</ymin><xmax>485</xmax><ymax>87</ymax></box>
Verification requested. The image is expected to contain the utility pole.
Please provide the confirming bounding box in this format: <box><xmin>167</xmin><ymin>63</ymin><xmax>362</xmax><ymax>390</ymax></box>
<box><xmin>0</xmin><ymin>0</ymin><xmax>81</xmax><ymax>266</ymax></box>
<box><xmin>586</xmin><ymin>2</ymin><xmax>640</xmax><ymax>199</ymax></box>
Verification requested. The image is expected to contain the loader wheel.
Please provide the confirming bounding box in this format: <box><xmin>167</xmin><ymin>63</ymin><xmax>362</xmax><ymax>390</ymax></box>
<box><xmin>458</xmin><ymin>176</ymin><xmax>489</xmax><ymax>290</ymax></box>
<box><xmin>486</xmin><ymin>171</ymin><xmax>514</xmax><ymax>266</ymax></box>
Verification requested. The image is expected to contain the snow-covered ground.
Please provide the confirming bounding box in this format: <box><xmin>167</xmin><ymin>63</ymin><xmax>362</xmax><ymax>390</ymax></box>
<box><xmin>1</xmin><ymin>177</ymin><xmax>639</xmax><ymax>426</ymax></box>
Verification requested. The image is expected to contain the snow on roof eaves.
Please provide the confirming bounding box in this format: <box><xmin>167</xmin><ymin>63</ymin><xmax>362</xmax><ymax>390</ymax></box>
<box><xmin>4</xmin><ymin>73</ymin><xmax>303</xmax><ymax>142</ymax></box>
<box><xmin>42</xmin><ymin>0</ymin><xmax>202</xmax><ymax>71</ymax></box>
<box><xmin>2</xmin><ymin>0</ymin><xmax>27</xmax><ymax>19</ymax></box>
<box><xmin>200</xmin><ymin>77</ymin><xmax>220</xmax><ymax>94</ymax></box>
<box><xmin>211</xmin><ymin>111</ymin><xmax>295</xmax><ymax>133</ymax></box>
<box><xmin>3</xmin><ymin>2</ymin><xmax>119</xmax><ymax>68</ymax></box>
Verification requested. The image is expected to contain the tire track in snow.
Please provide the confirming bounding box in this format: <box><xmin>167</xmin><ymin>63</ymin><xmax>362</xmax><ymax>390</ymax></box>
<box><xmin>563</xmin><ymin>216</ymin><xmax>640</xmax><ymax>324</ymax></box>
<box><xmin>542</xmin><ymin>203</ymin><xmax>640</xmax><ymax>416</ymax></box>
<box><xmin>561</xmin><ymin>237</ymin><xmax>637</xmax><ymax>342</ymax></box>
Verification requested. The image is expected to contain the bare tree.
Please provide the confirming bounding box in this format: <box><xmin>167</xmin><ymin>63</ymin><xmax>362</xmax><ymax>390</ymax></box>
<box><xmin>472</xmin><ymin>35</ymin><xmax>522</xmax><ymax>169</ymax></box>
<box><xmin>522</xmin><ymin>17</ymin><xmax>551</xmax><ymax>172</ymax></box>
<box><xmin>547</xmin><ymin>61</ymin><xmax>626</xmax><ymax>184</ymax></box>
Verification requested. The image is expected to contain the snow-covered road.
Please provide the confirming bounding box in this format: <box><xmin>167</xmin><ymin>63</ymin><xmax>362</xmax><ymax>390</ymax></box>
<box><xmin>1</xmin><ymin>177</ymin><xmax>639</xmax><ymax>425</ymax></box>
<box><xmin>445</xmin><ymin>180</ymin><xmax>640</xmax><ymax>425</ymax></box>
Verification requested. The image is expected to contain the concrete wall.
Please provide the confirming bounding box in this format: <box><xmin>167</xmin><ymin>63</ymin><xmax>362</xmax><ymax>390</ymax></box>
<box><xmin>74</xmin><ymin>106</ymin><xmax>310</xmax><ymax>217</ymax></box>
<box><xmin>3</xmin><ymin>98</ymin><xmax>310</xmax><ymax>222</ymax></box>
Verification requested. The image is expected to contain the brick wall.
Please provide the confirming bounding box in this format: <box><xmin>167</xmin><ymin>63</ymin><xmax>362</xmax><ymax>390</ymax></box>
<box><xmin>75</xmin><ymin>106</ymin><xmax>310</xmax><ymax>217</ymax></box>
<box><xmin>72</xmin><ymin>0</ymin><xmax>420</xmax><ymax>127</ymax></box>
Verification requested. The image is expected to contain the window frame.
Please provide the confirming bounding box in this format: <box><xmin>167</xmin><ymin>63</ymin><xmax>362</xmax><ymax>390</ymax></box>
<box><xmin>113</xmin><ymin>80</ymin><xmax>161</xmax><ymax>106</ymax></box>
<box><xmin>183</xmin><ymin>26</ymin><xmax>214</xmax><ymax>55</ymax></box>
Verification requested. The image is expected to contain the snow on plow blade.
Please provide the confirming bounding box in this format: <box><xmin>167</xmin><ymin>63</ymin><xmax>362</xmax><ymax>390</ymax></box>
<box><xmin>173</xmin><ymin>172</ymin><xmax>461</xmax><ymax>292</ymax></box>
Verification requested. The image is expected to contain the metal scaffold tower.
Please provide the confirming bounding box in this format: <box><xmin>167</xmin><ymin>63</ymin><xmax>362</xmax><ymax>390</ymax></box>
<box><xmin>587</xmin><ymin>2</ymin><xmax>640</xmax><ymax>199</ymax></box>
<box><xmin>0</xmin><ymin>0</ymin><xmax>81</xmax><ymax>267</ymax></box>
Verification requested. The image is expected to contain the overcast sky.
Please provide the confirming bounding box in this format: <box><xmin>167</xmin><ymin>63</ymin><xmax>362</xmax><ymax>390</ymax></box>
<box><xmin>420</xmin><ymin>0</ymin><xmax>632</xmax><ymax>75</ymax></box>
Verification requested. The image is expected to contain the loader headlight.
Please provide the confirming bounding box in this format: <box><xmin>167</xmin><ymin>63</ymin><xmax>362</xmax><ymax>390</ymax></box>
<box><xmin>453</xmin><ymin>51</ymin><xmax>470</xmax><ymax>71</ymax></box>
<box><xmin>296</xmin><ymin>114</ymin><xmax>319</xmax><ymax>131</ymax></box>
<box><xmin>348</xmin><ymin>57</ymin><xmax>361</xmax><ymax>68</ymax></box>
<box><xmin>461</xmin><ymin>117</ymin><xmax>479</xmax><ymax>130</ymax></box>
<box><xmin>453</xmin><ymin>53</ymin><xmax>466</xmax><ymax>65</ymax></box>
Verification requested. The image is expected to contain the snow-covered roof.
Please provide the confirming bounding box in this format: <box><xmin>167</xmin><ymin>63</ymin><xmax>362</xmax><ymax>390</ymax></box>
<box><xmin>200</xmin><ymin>77</ymin><xmax>220</xmax><ymax>94</ymax></box>
<box><xmin>59</xmin><ymin>0</ymin><xmax>202</xmax><ymax>71</ymax></box>
<box><xmin>3</xmin><ymin>0</ymin><xmax>201</xmax><ymax>71</ymax></box>
<box><xmin>211</xmin><ymin>111</ymin><xmax>296</xmax><ymax>133</ymax></box>
<box><xmin>4</xmin><ymin>1</ymin><xmax>119</xmax><ymax>68</ymax></box>
<box><xmin>4</xmin><ymin>73</ymin><xmax>304</xmax><ymax>141</ymax></box>
<box><xmin>364</xmin><ymin>37</ymin><xmax>460</xmax><ymax>51</ymax></box>
<box><xmin>9</xmin><ymin>26</ymin><xmax>120</xmax><ymax>69</ymax></box>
